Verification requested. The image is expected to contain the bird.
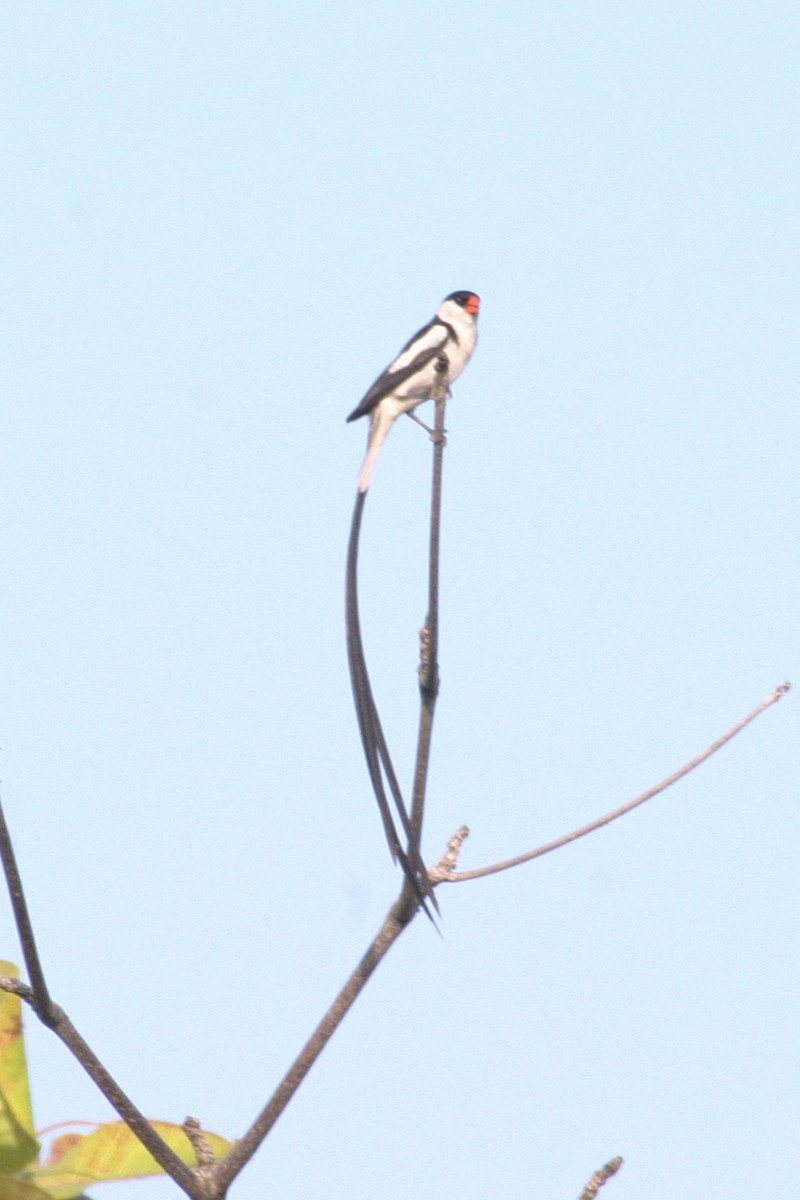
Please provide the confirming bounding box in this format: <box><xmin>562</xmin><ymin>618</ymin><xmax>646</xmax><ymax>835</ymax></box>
<box><xmin>346</xmin><ymin>290</ymin><xmax>480</xmax><ymax>492</ymax></box>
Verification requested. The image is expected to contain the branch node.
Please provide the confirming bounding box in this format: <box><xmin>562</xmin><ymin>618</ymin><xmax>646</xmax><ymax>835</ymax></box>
<box><xmin>430</xmin><ymin>826</ymin><xmax>470</xmax><ymax>881</ymax></box>
<box><xmin>418</xmin><ymin>623</ymin><xmax>431</xmax><ymax>672</ymax></box>
<box><xmin>417</xmin><ymin>623</ymin><xmax>439</xmax><ymax>694</ymax></box>
<box><xmin>183</xmin><ymin>1115</ymin><xmax>216</xmax><ymax>1168</ymax></box>
<box><xmin>0</xmin><ymin>974</ymin><xmax>31</xmax><ymax>999</ymax></box>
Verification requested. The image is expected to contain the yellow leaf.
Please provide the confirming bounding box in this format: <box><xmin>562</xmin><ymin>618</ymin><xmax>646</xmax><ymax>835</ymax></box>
<box><xmin>0</xmin><ymin>964</ymin><xmax>39</xmax><ymax>1173</ymax></box>
<box><xmin>31</xmin><ymin>1119</ymin><xmax>234</xmax><ymax>1199</ymax></box>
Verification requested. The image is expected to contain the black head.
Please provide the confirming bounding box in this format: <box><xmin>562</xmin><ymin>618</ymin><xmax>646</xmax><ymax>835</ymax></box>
<box><xmin>444</xmin><ymin>291</ymin><xmax>480</xmax><ymax>315</ymax></box>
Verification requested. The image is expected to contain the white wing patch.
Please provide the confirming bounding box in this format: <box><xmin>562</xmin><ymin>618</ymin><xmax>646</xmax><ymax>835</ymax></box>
<box><xmin>389</xmin><ymin>321</ymin><xmax>449</xmax><ymax>374</ymax></box>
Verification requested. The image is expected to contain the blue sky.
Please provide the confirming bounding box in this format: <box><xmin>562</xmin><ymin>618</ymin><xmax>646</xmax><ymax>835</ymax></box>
<box><xmin>1</xmin><ymin>4</ymin><xmax>797</xmax><ymax>1198</ymax></box>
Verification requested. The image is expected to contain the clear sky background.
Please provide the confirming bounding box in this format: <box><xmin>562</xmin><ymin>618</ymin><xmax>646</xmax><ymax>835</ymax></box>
<box><xmin>1</xmin><ymin>4</ymin><xmax>797</xmax><ymax>1198</ymax></box>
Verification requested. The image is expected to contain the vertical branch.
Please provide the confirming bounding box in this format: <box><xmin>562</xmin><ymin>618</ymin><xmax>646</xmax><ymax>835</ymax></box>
<box><xmin>408</xmin><ymin>364</ymin><xmax>449</xmax><ymax>865</ymax></box>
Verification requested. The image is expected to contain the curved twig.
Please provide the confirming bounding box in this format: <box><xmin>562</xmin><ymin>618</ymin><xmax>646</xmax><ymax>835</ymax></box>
<box><xmin>440</xmin><ymin>683</ymin><xmax>791</xmax><ymax>883</ymax></box>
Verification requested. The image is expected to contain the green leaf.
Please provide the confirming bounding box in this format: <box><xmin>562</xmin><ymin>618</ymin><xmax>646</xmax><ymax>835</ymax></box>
<box><xmin>0</xmin><ymin>963</ymin><xmax>40</xmax><ymax>1173</ymax></box>
<box><xmin>29</xmin><ymin>1120</ymin><xmax>234</xmax><ymax>1199</ymax></box>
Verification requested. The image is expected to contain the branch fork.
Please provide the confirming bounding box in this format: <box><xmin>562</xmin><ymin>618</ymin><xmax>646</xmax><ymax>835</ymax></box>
<box><xmin>0</xmin><ymin>362</ymin><xmax>789</xmax><ymax>1197</ymax></box>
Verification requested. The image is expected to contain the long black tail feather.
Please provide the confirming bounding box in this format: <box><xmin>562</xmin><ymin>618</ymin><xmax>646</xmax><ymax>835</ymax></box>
<box><xmin>345</xmin><ymin>490</ymin><xmax>438</xmax><ymax>918</ymax></box>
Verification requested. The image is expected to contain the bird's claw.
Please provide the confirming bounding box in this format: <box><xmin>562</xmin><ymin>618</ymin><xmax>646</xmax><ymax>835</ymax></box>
<box><xmin>406</xmin><ymin>410</ymin><xmax>447</xmax><ymax>443</ymax></box>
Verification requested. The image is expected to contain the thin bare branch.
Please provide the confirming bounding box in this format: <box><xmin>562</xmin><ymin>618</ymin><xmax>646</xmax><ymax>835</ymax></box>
<box><xmin>0</xmin><ymin>795</ymin><xmax>204</xmax><ymax>1196</ymax></box>
<box><xmin>0</xmin><ymin>792</ymin><xmax>56</xmax><ymax>1024</ymax></box>
<box><xmin>443</xmin><ymin>682</ymin><xmax>791</xmax><ymax>884</ymax></box>
<box><xmin>578</xmin><ymin>1155</ymin><xmax>624</xmax><ymax>1200</ymax></box>
<box><xmin>415</xmin><ymin>362</ymin><xmax>449</xmax><ymax>700</ymax></box>
<box><xmin>213</xmin><ymin>896</ymin><xmax>411</xmax><ymax>1190</ymax></box>
<box><xmin>0</xmin><ymin>982</ymin><xmax>199</xmax><ymax>1194</ymax></box>
<box><xmin>406</xmin><ymin>365</ymin><xmax>449</xmax><ymax>906</ymax></box>
<box><xmin>0</xmin><ymin>974</ymin><xmax>33</xmax><ymax>999</ymax></box>
<box><xmin>49</xmin><ymin>1008</ymin><xmax>200</xmax><ymax>1193</ymax></box>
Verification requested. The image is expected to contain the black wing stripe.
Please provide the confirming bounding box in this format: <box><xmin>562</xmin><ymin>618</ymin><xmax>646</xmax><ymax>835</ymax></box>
<box><xmin>346</xmin><ymin>324</ymin><xmax>453</xmax><ymax>423</ymax></box>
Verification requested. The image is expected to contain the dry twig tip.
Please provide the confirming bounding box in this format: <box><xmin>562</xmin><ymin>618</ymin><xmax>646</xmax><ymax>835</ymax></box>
<box><xmin>578</xmin><ymin>1155</ymin><xmax>624</xmax><ymax>1200</ymax></box>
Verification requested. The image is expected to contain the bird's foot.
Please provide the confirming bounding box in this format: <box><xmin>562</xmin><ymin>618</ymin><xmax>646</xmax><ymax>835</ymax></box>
<box><xmin>406</xmin><ymin>410</ymin><xmax>447</xmax><ymax>444</ymax></box>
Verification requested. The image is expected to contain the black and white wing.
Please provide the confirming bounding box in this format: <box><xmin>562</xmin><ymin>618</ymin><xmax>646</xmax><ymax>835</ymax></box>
<box><xmin>346</xmin><ymin>319</ymin><xmax>451</xmax><ymax>423</ymax></box>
